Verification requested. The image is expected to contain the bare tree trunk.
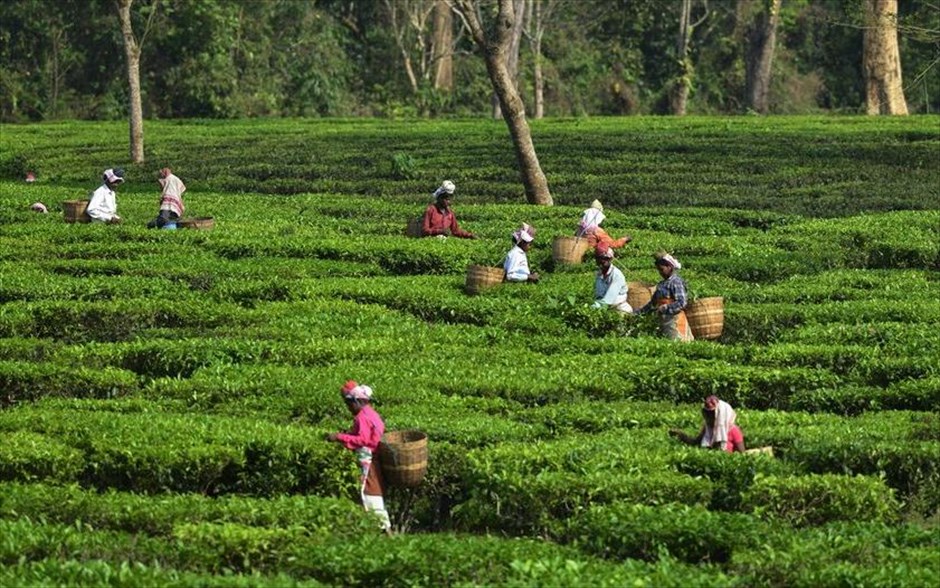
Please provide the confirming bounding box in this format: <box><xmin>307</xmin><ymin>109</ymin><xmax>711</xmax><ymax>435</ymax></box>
<box><xmin>863</xmin><ymin>0</ymin><xmax>908</xmax><ymax>115</ymax></box>
<box><xmin>432</xmin><ymin>0</ymin><xmax>454</xmax><ymax>90</ymax></box>
<box><xmin>117</xmin><ymin>0</ymin><xmax>144</xmax><ymax>163</ymax></box>
<box><xmin>743</xmin><ymin>0</ymin><xmax>781</xmax><ymax>114</ymax></box>
<box><xmin>526</xmin><ymin>0</ymin><xmax>551</xmax><ymax>119</ymax></box>
<box><xmin>492</xmin><ymin>0</ymin><xmax>526</xmax><ymax>118</ymax></box>
<box><xmin>671</xmin><ymin>0</ymin><xmax>693</xmax><ymax>115</ymax></box>
<box><xmin>456</xmin><ymin>0</ymin><xmax>552</xmax><ymax>205</ymax></box>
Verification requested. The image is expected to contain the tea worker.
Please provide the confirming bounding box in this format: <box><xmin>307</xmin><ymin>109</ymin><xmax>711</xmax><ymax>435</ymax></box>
<box><xmin>577</xmin><ymin>200</ymin><xmax>631</xmax><ymax>250</ymax></box>
<box><xmin>422</xmin><ymin>180</ymin><xmax>475</xmax><ymax>239</ymax></box>
<box><xmin>635</xmin><ymin>252</ymin><xmax>693</xmax><ymax>342</ymax></box>
<box><xmin>592</xmin><ymin>246</ymin><xmax>631</xmax><ymax>313</ymax></box>
<box><xmin>86</xmin><ymin>168</ymin><xmax>125</xmax><ymax>224</ymax></box>
<box><xmin>504</xmin><ymin>224</ymin><xmax>539</xmax><ymax>283</ymax></box>
<box><xmin>669</xmin><ymin>395</ymin><xmax>746</xmax><ymax>453</ymax></box>
<box><xmin>325</xmin><ymin>380</ymin><xmax>392</xmax><ymax>533</ymax></box>
<box><xmin>147</xmin><ymin>167</ymin><xmax>186</xmax><ymax>229</ymax></box>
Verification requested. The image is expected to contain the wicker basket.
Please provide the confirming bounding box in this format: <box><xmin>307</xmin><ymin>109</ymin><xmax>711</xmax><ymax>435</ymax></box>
<box><xmin>551</xmin><ymin>236</ymin><xmax>589</xmax><ymax>264</ymax></box>
<box><xmin>178</xmin><ymin>216</ymin><xmax>215</xmax><ymax>230</ymax></box>
<box><xmin>62</xmin><ymin>200</ymin><xmax>91</xmax><ymax>223</ymax></box>
<box><xmin>627</xmin><ymin>282</ymin><xmax>655</xmax><ymax>310</ymax></box>
<box><xmin>405</xmin><ymin>216</ymin><xmax>424</xmax><ymax>238</ymax></box>
<box><xmin>686</xmin><ymin>296</ymin><xmax>724</xmax><ymax>340</ymax></box>
<box><xmin>465</xmin><ymin>264</ymin><xmax>504</xmax><ymax>295</ymax></box>
<box><xmin>378</xmin><ymin>430</ymin><xmax>428</xmax><ymax>488</ymax></box>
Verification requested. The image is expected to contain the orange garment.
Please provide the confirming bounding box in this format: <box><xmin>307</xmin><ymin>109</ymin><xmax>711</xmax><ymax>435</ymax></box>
<box><xmin>656</xmin><ymin>296</ymin><xmax>693</xmax><ymax>342</ymax></box>
<box><xmin>585</xmin><ymin>227</ymin><xmax>629</xmax><ymax>250</ymax></box>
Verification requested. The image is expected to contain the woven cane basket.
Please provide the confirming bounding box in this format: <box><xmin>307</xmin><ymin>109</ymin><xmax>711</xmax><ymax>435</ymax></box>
<box><xmin>465</xmin><ymin>264</ymin><xmax>504</xmax><ymax>295</ymax></box>
<box><xmin>686</xmin><ymin>296</ymin><xmax>724</xmax><ymax>340</ymax></box>
<box><xmin>627</xmin><ymin>282</ymin><xmax>655</xmax><ymax>310</ymax></box>
<box><xmin>179</xmin><ymin>216</ymin><xmax>215</xmax><ymax>230</ymax></box>
<box><xmin>62</xmin><ymin>200</ymin><xmax>91</xmax><ymax>223</ymax></box>
<box><xmin>551</xmin><ymin>236</ymin><xmax>589</xmax><ymax>265</ymax></box>
<box><xmin>405</xmin><ymin>217</ymin><xmax>423</xmax><ymax>238</ymax></box>
<box><xmin>378</xmin><ymin>430</ymin><xmax>428</xmax><ymax>488</ymax></box>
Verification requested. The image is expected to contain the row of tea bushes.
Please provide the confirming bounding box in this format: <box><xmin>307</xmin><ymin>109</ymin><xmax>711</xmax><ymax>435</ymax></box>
<box><xmin>4</xmin><ymin>117</ymin><xmax>937</xmax><ymax>216</ymax></box>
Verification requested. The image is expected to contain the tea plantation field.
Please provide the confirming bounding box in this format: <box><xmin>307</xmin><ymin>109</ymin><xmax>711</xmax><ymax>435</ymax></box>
<box><xmin>0</xmin><ymin>116</ymin><xmax>939</xmax><ymax>586</ymax></box>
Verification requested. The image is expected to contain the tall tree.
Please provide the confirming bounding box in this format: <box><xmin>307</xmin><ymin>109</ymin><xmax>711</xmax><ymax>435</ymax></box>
<box><xmin>453</xmin><ymin>0</ymin><xmax>552</xmax><ymax>205</ymax></box>
<box><xmin>523</xmin><ymin>0</ymin><xmax>560</xmax><ymax>119</ymax></box>
<box><xmin>116</xmin><ymin>0</ymin><xmax>159</xmax><ymax>163</ymax></box>
<box><xmin>740</xmin><ymin>0</ymin><xmax>781</xmax><ymax>113</ymax></box>
<box><xmin>863</xmin><ymin>0</ymin><xmax>908</xmax><ymax>114</ymax></box>
<box><xmin>671</xmin><ymin>0</ymin><xmax>708</xmax><ymax>115</ymax></box>
<box><xmin>432</xmin><ymin>0</ymin><xmax>455</xmax><ymax>90</ymax></box>
<box><xmin>490</xmin><ymin>0</ymin><xmax>525</xmax><ymax>118</ymax></box>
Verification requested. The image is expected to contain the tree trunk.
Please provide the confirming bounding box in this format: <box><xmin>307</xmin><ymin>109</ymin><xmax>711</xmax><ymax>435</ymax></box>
<box><xmin>492</xmin><ymin>0</ymin><xmax>526</xmax><ymax>119</ymax></box>
<box><xmin>671</xmin><ymin>0</ymin><xmax>693</xmax><ymax>115</ymax></box>
<box><xmin>457</xmin><ymin>0</ymin><xmax>552</xmax><ymax>205</ymax></box>
<box><xmin>529</xmin><ymin>0</ymin><xmax>545</xmax><ymax>119</ymax></box>
<box><xmin>863</xmin><ymin>0</ymin><xmax>908</xmax><ymax>115</ymax></box>
<box><xmin>744</xmin><ymin>0</ymin><xmax>781</xmax><ymax>114</ymax></box>
<box><xmin>432</xmin><ymin>0</ymin><xmax>453</xmax><ymax>91</ymax></box>
<box><xmin>117</xmin><ymin>0</ymin><xmax>144</xmax><ymax>163</ymax></box>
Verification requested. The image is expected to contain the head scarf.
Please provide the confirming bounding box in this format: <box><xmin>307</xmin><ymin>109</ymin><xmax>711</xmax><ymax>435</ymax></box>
<box><xmin>590</xmin><ymin>199</ymin><xmax>603</xmax><ymax>211</ymax></box>
<box><xmin>579</xmin><ymin>207</ymin><xmax>606</xmax><ymax>232</ymax></box>
<box><xmin>701</xmin><ymin>397</ymin><xmax>736</xmax><ymax>448</ymax></box>
<box><xmin>655</xmin><ymin>253</ymin><xmax>682</xmax><ymax>270</ymax></box>
<box><xmin>103</xmin><ymin>168</ymin><xmax>125</xmax><ymax>185</ymax></box>
<box><xmin>512</xmin><ymin>227</ymin><xmax>534</xmax><ymax>244</ymax></box>
<box><xmin>341</xmin><ymin>380</ymin><xmax>373</xmax><ymax>402</ymax></box>
<box><xmin>520</xmin><ymin>222</ymin><xmax>536</xmax><ymax>238</ymax></box>
<box><xmin>30</xmin><ymin>202</ymin><xmax>48</xmax><ymax>214</ymax></box>
<box><xmin>595</xmin><ymin>245</ymin><xmax>615</xmax><ymax>259</ymax></box>
<box><xmin>158</xmin><ymin>170</ymin><xmax>186</xmax><ymax>217</ymax></box>
<box><xmin>433</xmin><ymin>180</ymin><xmax>456</xmax><ymax>199</ymax></box>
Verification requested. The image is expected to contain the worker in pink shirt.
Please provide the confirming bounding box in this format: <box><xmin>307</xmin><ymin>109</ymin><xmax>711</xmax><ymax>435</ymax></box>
<box><xmin>325</xmin><ymin>380</ymin><xmax>392</xmax><ymax>533</ymax></box>
<box><xmin>669</xmin><ymin>395</ymin><xmax>746</xmax><ymax>453</ymax></box>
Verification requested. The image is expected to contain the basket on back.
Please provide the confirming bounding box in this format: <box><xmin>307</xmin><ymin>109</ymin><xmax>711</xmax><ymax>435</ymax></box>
<box><xmin>378</xmin><ymin>430</ymin><xmax>428</xmax><ymax>488</ymax></box>
<box><xmin>686</xmin><ymin>296</ymin><xmax>724</xmax><ymax>340</ymax></box>
<box><xmin>62</xmin><ymin>200</ymin><xmax>91</xmax><ymax>223</ymax></box>
<box><xmin>627</xmin><ymin>282</ymin><xmax>656</xmax><ymax>310</ymax></box>
<box><xmin>405</xmin><ymin>217</ymin><xmax>423</xmax><ymax>238</ymax></box>
<box><xmin>465</xmin><ymin>264</ymin><xmax>504</xmax><ymax>295</ymax></box>
<box><xmin>551</xmin><ymin>236</ymin><xmax>589</xmax><ymax>265</ymax></box>
<box><xmin>179</xmin><ymin>216</ymin><xmax>215</xmax><ymax>230</ymax></box>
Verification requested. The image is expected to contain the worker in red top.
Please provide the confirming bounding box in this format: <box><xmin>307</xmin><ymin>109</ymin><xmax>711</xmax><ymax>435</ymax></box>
<box><xmin>421</xmin><ymin>180</ymin><xmax>476</xmax><ymax>239</ymax></box>
<box><xmin>325</xmin><ymin>380</ymin><xmax>392</xmax><ymax>533</ymax></box>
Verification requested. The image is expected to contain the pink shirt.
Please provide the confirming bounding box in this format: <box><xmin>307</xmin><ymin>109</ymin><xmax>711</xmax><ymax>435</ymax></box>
<box><xmin>336</xmin><ymin>405</ymin><xmax>385</xmax><ymax>452</ymax></box>
<box><xmin>724</xmin><ymin>425</ymin><xmax>744</xmax><ymax>453</ymax></box>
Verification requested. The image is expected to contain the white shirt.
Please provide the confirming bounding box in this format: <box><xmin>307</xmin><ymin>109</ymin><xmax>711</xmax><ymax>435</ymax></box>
<box><xmin>503</xmin><ymin>245</ymin><xmax>530</xmax><ymax>282</ymax></box>
<box><xmin>593</xmin><ymin>265</ymin><xmax>631</xmax><ymax>312</ymax></box>
<box><xmin>86</xmin><ymin>184</ymin><xmax>118</xmax><ymax>222</ymax></box>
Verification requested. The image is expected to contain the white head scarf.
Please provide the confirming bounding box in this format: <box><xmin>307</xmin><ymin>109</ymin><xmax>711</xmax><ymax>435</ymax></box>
<box><xmin>512</xmin><ymin>228</ymin><xmax>534</xmax><ymax>244</ymax></box>
<box><xmin>660</xmin><ymin>254</ymin><xmax>681</xmax><ymax>269</ymax></box>
<box><xmin>579</xmin><ymin>208</ymin><xmax>606</xmax><ymax>232</ymax></box>
<box><xmin>701</xmin><ymin>399</ymin><xmax>736</xmax><ymax>447</ymax></box>
<box><xmin>342</xmin><ymin>380</ymin><xmax>374</xmax><ymax>402</ymax></box>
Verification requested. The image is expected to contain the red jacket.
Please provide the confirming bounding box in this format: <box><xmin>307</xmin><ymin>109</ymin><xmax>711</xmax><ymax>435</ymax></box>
<box><xmin>422</xmin><ymin>204</ymin><xmax>473</xmax><ymax>238</ymax></box>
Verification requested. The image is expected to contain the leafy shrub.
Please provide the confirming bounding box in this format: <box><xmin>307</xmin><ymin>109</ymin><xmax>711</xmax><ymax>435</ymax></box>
<box><xmin>0</xmin><ymin>432</ymin><xmax>83</xmax><ymax>483</ymax></box>
<box><xmin>741</xmin><ymin>473</ymin><xmax>900</xmax><ymax>526</ymax></box>
<box><xmin>564</xmin><ymin>503</ymin><xmax>766</xmax><ymax>563</ymax></box>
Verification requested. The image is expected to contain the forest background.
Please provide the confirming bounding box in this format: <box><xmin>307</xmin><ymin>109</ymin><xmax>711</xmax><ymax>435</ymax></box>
<box><xmin>1</xmin><ymin>0</ymin><xmax>938</xmax><ymax>123</ymax></box>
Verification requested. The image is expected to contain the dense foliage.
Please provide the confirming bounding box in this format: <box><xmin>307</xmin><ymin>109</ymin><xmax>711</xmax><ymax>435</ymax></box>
<box><xmin>0</xmin><ymin>116</ymin><xmax>938</xmax><ymax>586</ymax></box>
<box><xmin>1</xmin><ymin>0</ymin><xmax>938</xmax><ymax>121</ymax></box>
